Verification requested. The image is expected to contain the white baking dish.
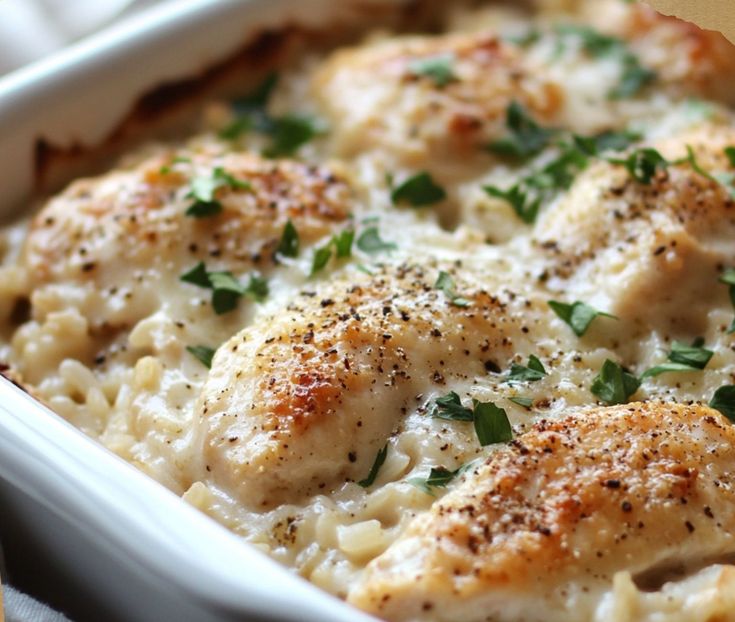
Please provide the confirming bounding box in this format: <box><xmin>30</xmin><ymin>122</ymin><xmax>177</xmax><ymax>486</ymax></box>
<box><xmin>0</xmin><ymin>1</ymin><xmax>405</xmax><ymax>619</ymax></box>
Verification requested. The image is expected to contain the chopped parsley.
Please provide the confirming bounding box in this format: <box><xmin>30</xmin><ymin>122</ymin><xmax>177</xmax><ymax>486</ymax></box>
<box><xmin>505</xmin><ymin>29</ymin><xmax>541</xmax><ymax>47</ymax></box>
<box><xmin>391</xmin><ymin>172</ymin><xmax>447</xmax><ymax>207</ymax></box>
<box><xmin>487</xmin><ymin>101</ymin><xmax>554</xmax><ymax>160</ymax></box>
<box><xmin>180</xmin><ymin>262</ymin><xmax>268</xmax><ymax>314</ymax></box>
<box><xmin>435</xmin><ymin>271</ymin><xmax>471</xmax><ymax>307</ymax></box>
<box><xmin>409</xmin><ymin>54</ymin><xmax>457</xmax><ymax>87</ymax></box>
<box><xmin>484</xmin><ymin>141</ymin><xmax>590</xmax><ymax>224</ymax></box>
<box><xmin>591</xmin><ymin>359</ymin><xmax>640</xmax><ymax>405</ymax></box>
<box><xmin>507</xmin><ymin>355</ymin><xmax>547</xmax><ymax>383</ymax></box>
<box><xmin>186</xmin><ymin>345</ymin><xmax>216</xmax><ymax>369</ymax></box>
<box><xmin>641</xmin><ymin>338</ymin><xmax>713</xmax><ymax>378</ymax></box>
<box><xmin>725</xmin><ymin>147</ymin><xmax>735</xmax><ymax>167</ymax></box>
<box><xmin>473</xmin><ymin>400</ymin><xmax>513</xmax><ymax>446</ymax></box>
<box><xmin>429</xmin><ymin>394</ymin><xmax>514</xmax><ymax>445</ymax></box>
<box><xmin>262</xmin><ymin>115</ymin><xmax>321</xmax><ymax>158</ymax></box>
<box><xmin>610</xmin><ymin>53</ymin><xmax>656</xmax><ymax>100</ymax></box>
<box><xmin>509</xmin><ymin>396</ymin><xmax>533</xmax><ymax>408</ymax></box>
<box><xmin>608</xmin><ymin>148</ymin><xmax>669</xmax><ymax>184</ymax></box>
<box><xmin>430</xmin><ymin>391</ymin><xmax>474</xmax><ymax>421</ymax></box>
<box><xmin>548</xmin><ymin>300</ymin><xmax>617</xmax><ymax>337</ymax></box>
<box><xmin>310</xmin><ymin>230</ymin><xmax>355</xmax><ymax>276</ymax></box>
<box><xmin>709</xmin><ymin>385</ymin><xmax>735</xmax><ymax>422</ymax></box>
<box><xmin>218</xmin><ymin>73</ymin><xmax>321</xmax><ymax>155</ymax></box>
<box><xmin>356</xmin><ymin>227</ymin><xmax>397</xmax><ymax>254</ymax></box>
<box><xmin>185</xmin><ymin>167</ymin><xmax>251</xmax><ymax>218</ymax></box>
<box><xmin>484</xmin><ymin>182</ymin><xmax>541</xmax><ymax>224</ymax></box>
<box><xmin>358</xmin><ymin>445</ymin><xmax>388</xmax><ymax>488</ymax></box>
<box><xmin>719</xmin><ymin>268</ymin><xmax>735</xmax><ymax>333</ymax></box>
<box><xmin>408</xmin><ymin>463</ymin><xmax>472</xmax><ymax>495</ymax></box>
<box><xmin>557</xmin><ymin>25</ymin><xmax>655</xmax><ymax>99</ymax></box>
<box><xmin>573</xmin><ymin>130</ymin><xmax>642</xmax><ymax>156</ymax></box>
<box><xmin>219</xmin><ymin>73</ymin><xmax>278</xmax><ymax>140</ymax></box>
<box><xmin>277</xmin><ymin>220</ymin><xmax>300</xmax><ymax>258</ymax></box>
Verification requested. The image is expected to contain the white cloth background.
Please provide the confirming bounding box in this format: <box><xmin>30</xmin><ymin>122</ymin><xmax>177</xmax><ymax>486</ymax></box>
<box><xmin>0</xmin><ymin>0</ymin><xmax>160</xmax><ymax>76</ymax></box>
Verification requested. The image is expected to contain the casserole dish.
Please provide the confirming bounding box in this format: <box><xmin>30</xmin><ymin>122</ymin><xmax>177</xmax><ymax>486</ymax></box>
<box><xmin>5</xmin><ymin>1</ymin><xmax>735</xmax><ymax>621</ymax></box>
<box><xmin>0</xmin><ymin>0</ymin><xmax>404</xmax><ymax>619</ymax></box>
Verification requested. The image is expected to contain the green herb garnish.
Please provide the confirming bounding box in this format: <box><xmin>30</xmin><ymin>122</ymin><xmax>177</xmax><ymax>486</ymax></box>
<box><xmin>277</xmin><ymin>219</ymin><xmax>300</xmax><ymax>258</ymax></box>
<box><xmin>591</xmin><ymin>359</ymin><xmax>640</xmax><ymax>405</ymax></box>
<box><xmin>573</xmin><ymin>130</ymin><xmax>642</xmax><ymax>156</ymax></box>
<box><xmin>509</xmin><ymin>396</ymin><xmax>533</xmax><ymax>408</ymax></box>
<box><xmin>488</xmin><ymin>101</ymin><xmax>554</xmax><ymax>160</ymax></box>
<box><xmin>610</xmin><ymin>53</ymin><xmax>656</xmax><ymax>100</ymax></box>
<box><xmin>391</xmin><ymin>171</ymin><xmax>447</xmax><ymax>207</ymax></box>
<box><xmin>409</xmin><ymin>54</ymin><xmax>457</xmax><ymax>87</ymax></box>
<box><xmin>356</xmin><ymin>227</ymin><xmax>397</xmax><ymax>254</ymax></box>
<box><xmin>185</xmin><ymin>167</ymin><xmax>251</xmax><ymax>218</ymax></box>
<box><xmin>186</xmin><ymin>345</ymin><xmax>216</xmax><ymax>369</ymax></box>
<box><xmin>473</xmin><ymin>400</ymin><xmax>513</xmax><ymax>446</ymax></box>
<box><xmin>408</xmin><ymin>464</ymin><xmax>471</xmax><ymax>495</ymax></box>
<box><xmin>262</xmin><ymin>115</ymin><xmax>321</xmax><ymax>157</ymax></box>
<box><xmin>358</xmin><ymin>445</ymin><xmax>388</xmax><ymax>488</ymax></box>
<box><xmin>435</xmin><ymin>271</ymin><xmax>471</xmax><ymax>307</ymax></box>
<box><xmin>709</xmin><ymin>385</ymin><xmax>735</xmax><ymax>422</ymax></box>
<box><xmin>180</xmin><ymin>263</ymin><xmax>268</xmax><ymax>314</ymax></box>
<box><xmin>219</xmin><ymin>73</ymin><xmax>278</xmax><ymax>140</ymax></box>
<box><xmin>641</xmin><ymin>338</ymin><xmax>713</xmax><ymax>378</ymax></box>
<box><xmin>719</xmin><ymin>268</ymin><xmax>735</xmax><ymax>333</ymax></box>
<box><xmin>430</xmin><ymin>391</ymin><xmax>474</xmax><ymax>421</ymax></box>
<box><xmin>548</xmin><ymin>300</ymin><xmax>617</xmax><ymax>336</ymax></box>
<box><xmin>507</xmin><ymin>355</ymin><xmax>547</xmax><ymax>383</ymax></box>
<box><xmin>608</xmin><ymin>148</ymin><xmax>669</xmax><ymax>184</ymax></box>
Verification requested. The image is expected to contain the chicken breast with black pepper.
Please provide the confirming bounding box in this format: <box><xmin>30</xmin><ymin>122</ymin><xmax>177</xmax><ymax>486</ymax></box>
<box><xmin>196</xmin><ymin>262</ymin><xmax>547</xmax><ymax>510</ymax></box>
<box><xmin>349</xmin><ymin>402</ymin><xmax>735</xmax><ymax>622</ymax></box>
<box><xmin>537</xmin><ymin>123</ymin><xmax>735</xmax><ymax>333</ymax></box>
<box><xmin>22</xmin><ymin>148</ymin><xmax>354</xmax><ymax>332</ymax></box>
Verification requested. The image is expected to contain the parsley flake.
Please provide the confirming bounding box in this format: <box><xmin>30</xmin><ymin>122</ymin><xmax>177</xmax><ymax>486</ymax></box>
<box><xmin>310</xmin><ymin>230</ymin><xmax>355</xmax><ymax>277</ymax></box>
<box><xmin>641</xmin><ymin>339</ymin><xmax>713</xmax><ymax>378</ymax></box>
<box><xmin>408</xmin><ymin>464</ymin><xmax>471</xmax><ymax>495</ymax></box>
<box><xmin>610</xmin><ymin>53</ymin><xmax>656</xmax><ymax>100</ymax></box>
<box><xmin>548</xmin><ymin>300</ymin><xmax>617</xmax><ymax>337</ymax></box>
<box><xmin>186</xmin><ymin>345</ymin><xmax>216</xmax><ymax>369</ymax></box>
<box><xmin>358</xmin><ymin>445</ymin><xmax>388</xmax><ymax>488</ymax></box>
<box><xmin>509</xmin><ymin>396</ymin><xmax>533</xmax><ymax>408</ymax></box>
<box><xmin>179</xmin><ymin>263</ymin><xmax>268</xmax><ymax>314</ymax></box>
<box><xmin>488</xmin><ymin>101</ymin><xmax>554</xmax><ymax>160</ymax></box>
<box><xmin>391</xmin><ymin>172</ymin><xmax>447</xmax><ymax>207</ymax></box>
<box><xmin>430</xmin><ymin>393</ymin><xmax>514</xmax><ymax>446</ymax></box>
<box><xmin>719</xmin><ymin>268</ymin><xmax>735</xmax><ymax>333</ymax></box>
<box><xmin>591</xmin><ymin>359</ymin><xmax>640</xmax><ymax>405</ymax></box>
<box><xmin>709</xmin><ymin>385</ymin><xmax>735</xmax><ymax>422</ymax></box>
<box><xmin>573</xmin><ymin>130</ymin><xmax>641</xmax><ymax>156</ymax></box>
<box><xmin>435</xmin><ymin>271</ymin><xmax>471</xmax><ymax>307</ymax></box>
<box><xmin>608</xmin><ymin>148</ymin><xmax>669</xmax><ymax>184</ymax></box>
<box><xmin>277</xmin><ymin>220</ymin><xmax>300</xmax><ymax>258</ymax></box>
<box><xmin>430</xmin><ymin>391</ymin><xmax>474</xmax><ymax>421</ymax></box>
<box><xmin>473</xmin><ymin>400</ymin><xmax>513</xmax><ymax>446</ymax></box>
<box><xmin>409</xmin><ymin>54</ymin><xmax>457</xmax><ymax>87</ymax></box>
<box><xmin>356</xmin><ymin>227</ymin><xmax>397</xmax><ymax>254</ymax></box>
<box><xmin>507</xmin><ymin>355</ymin><xmax>547</xmax><ymax>383</ymax></box>
<box><xmin>185</xmin><ymin>167</ymin><xmax>251</xmax><ymax>218</ymax></box>
<box><xmin>219</xmin><ymin>73</ymin><xmax>278</xmax><ymax>140</ymax></box>
<box><xmin>263</xmin><ymin>115</ymin><xmax>321</xmax><ymax>158</ymax></box>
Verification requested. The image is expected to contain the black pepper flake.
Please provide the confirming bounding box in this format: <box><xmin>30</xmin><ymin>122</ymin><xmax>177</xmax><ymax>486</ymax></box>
<box><xmin>483</xmin><ymin>360</ymin><xmax>501</xmax><ymax>373</ymax></box>
<box><xmin>621</xmin><ymin>501</ymin><xmax>632</xmax><ymax>513</ymax></box>
<box><xmin>685</xmin><ymin>521</ymin><xmax>695</xmax><ymax>533</ymax></box>
<box><xmin>604</xmin><ymin>479</ymin><xmax>621</xmax><ymax>489</ymax></box>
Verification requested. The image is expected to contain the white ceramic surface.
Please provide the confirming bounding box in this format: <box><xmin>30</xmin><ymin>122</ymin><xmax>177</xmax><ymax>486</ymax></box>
<box><xmin>0</xmin><ymin>0</ymin><xmax>403</xmax><ymax>619</ymax></box>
